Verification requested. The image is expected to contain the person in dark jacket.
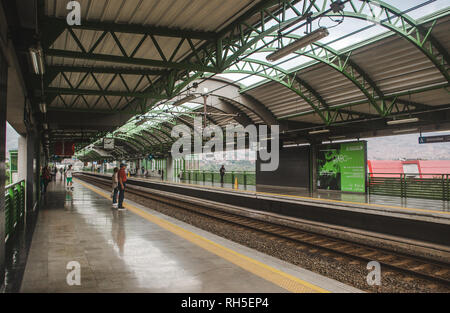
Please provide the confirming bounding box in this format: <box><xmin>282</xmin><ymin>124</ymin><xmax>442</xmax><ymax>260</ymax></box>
<box><xmin>41</xmin><ymin>166</ymin><xmax>51</xmax><ymax>193</ymax></box>
<box><xmin>118</xmin><ymin>163</ymin><xmax>127</xmax><ymax>210</ymax></box>
<box><xmin>220</xmin><ymin>165</ymin><xmax>225</xmax><ymax>185</ymax></box>
<box><xmin>111</xmin><ymin>167</ymin><xmax>119</xmax><ymax>207</ymax></box>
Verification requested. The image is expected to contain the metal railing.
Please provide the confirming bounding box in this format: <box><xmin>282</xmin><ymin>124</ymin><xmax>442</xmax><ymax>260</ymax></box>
<box><xmin>4</xmin><ymin>180</ymin><xmax>26</xmax><ymax>242</ymax></box>
<box><xmin>368</xmin><ymin>173</ymin><xmax>450</xmax><ymax>201</ymax></box>
<box><xmin>180</xmin><ymin>170</ymin><xmax>256</xmax><ymax>186</ymax></box>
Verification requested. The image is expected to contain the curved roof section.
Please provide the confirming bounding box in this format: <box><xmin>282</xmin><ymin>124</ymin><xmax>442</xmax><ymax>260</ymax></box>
<box><xmin>35</xmin><ymin>1</ymin><xmax>449</xmax><ymax>161</ymax></box>
<box><xmin>246</xmin><ymin>14</ymin><xmax>450</xmax><ymax>121</ymax></box>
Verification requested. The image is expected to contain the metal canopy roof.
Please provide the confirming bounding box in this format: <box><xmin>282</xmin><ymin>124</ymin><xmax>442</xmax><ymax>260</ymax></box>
<box><xmin>21</xmin><ymin>1</ymin><xmax>449</xmax><ymax>161</ymax></box>
<box><xmin>36</xmin><ymin>0</ymin><xmax>297</xmax><ymax>153</ymax></box>
<box><xmin>246</xmin><ymin>14</ymin><xmax>450</xmax><ymax>121</ymax></box>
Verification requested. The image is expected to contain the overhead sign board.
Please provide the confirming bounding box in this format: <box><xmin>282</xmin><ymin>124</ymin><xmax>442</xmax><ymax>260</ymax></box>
<box><xmin>53</xmin><ymin>141</ymin><xmax>75</xmax><ymax>156</ymax></box>
<box><xmin>418</xmin><ymin>135</ymin><xmax>450</xmax><ymax>144</ymax></box>
<box><xmin>103</xmin><ymin>138</ymin><xmax>115</xmax><ymax>150</ymax></box>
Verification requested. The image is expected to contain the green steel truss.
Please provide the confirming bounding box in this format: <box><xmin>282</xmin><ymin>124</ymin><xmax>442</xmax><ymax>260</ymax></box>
<box><xmin>241</xmin><ymin>0</ymin><xmax>450</xmax><ymax>116</ymax></box>
<box><xmin>71</xmin><ymin>0</ymin><xmax>449</xmax><ymax>159</ymax></box>
<box><xmin>41</xmin><ymin>0</ymin><xmax>310</xmax><ymax>113</ymax></box>
<box><xmin>320</xmin><ymin>0</ymin><xmax>450</xmax><ymax>82</ymax></box>
<box><xmin>224</xmin><ymin>58</ymin><xmax>377</xmax><ymax>124</ymax></box>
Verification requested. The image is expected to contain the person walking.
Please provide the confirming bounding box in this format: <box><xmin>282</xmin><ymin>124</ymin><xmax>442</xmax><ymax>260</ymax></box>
<box><xmin>63</xmin><ymin>166</ymin><xmax>67</xmax><ymax>185</ymax></box>
<box><xmin>220</xmin><ymin>165</ymin><xmax>226</xmax><ymax>185</ymax></box>
<box><xmin>66</xmin><ymin>165</ymin><xmax>74</xmax><ymax>191</ymax></box>
<box><xmin>59</xmin><ymin>167</ymin><xmax>64</xmax><ymax>181</ymax></box>
<box><xmin>118</xmin><ymin>163</ymin><xmax>127</xmax><ymax>211</ymax></box>
<box><xmin>41</xmin><ymin>166</ymin><xmax>51</xmax><ymax>193</ymax></box>
<box><xmin>111</xmin><ymin>167</ymin><xmax>119</xmax><ymax>208</ymax></box>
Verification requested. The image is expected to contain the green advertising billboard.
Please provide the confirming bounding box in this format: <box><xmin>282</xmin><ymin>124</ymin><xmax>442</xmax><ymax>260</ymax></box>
<box><xmin>317</xmin><ymin>141</ymin><xmax>366</xmax><ymax>193</ymax></box>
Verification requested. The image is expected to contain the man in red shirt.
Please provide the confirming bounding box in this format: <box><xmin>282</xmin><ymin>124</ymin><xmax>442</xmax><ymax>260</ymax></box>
<box><xmin>118</xmin><ymin>163</ymin><xmax>128</xmax><ymax>210</ymax></box>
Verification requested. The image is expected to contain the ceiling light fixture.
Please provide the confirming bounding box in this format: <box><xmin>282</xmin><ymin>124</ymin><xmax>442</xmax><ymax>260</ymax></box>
<box><xmin>29</xmin><ymin>47</ymin><xmax>45</xmax><ymax>75</ymax></box>
<box><xmin>266</xmin><ymin>27</ymin><xmax>329</xmax><ymax>62</ymax></box>
<box><xmin>39</xmin><ymin>102</ymin><xmax>47</xmax><ymax>113</ymax></box>
<box><xmin>387</xmin><ymin>117</ymin><xmax>419</xmax><ymax>125</ymax></box>
<box><xmin>309</xmin><ymin>129</ymin><xmax>330</xmax><ymax>135</ymax></box>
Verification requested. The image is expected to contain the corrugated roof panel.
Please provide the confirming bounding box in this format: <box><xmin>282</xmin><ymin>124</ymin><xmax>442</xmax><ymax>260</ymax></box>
<box><xmin>237</xmin><ymin>105</ymin><xmax>264</xmax><ymax>125</ymax></box>
<box><xmin>406</xmin><ymin>89</ymin><xmax>450</xmax><ymax>106</ymax></box>
<box><xmin>289</xmin><ymin>114</ymin><xmax>325</xmax><ymax>125</ymax></box>
<box><xmin>298</xmin><ymin>65</ymin><xmax>367</xmax><ymax>106</ymax></box>
<box><xmin>351</xmin><ymin>36</ymin><xmax>445</xmax><ymax>94</ymax></box>
<box><xmin>244</xmin><ymin>15</ymin><xmax>449</xmax><ymax>126</ymax></box>
<box><xmin>428</xmin><ymin>15</ymin><xmax>450</xmax><ymax>53</ymax></box>
<box><xmin>347</xmin><ymin>103</ymin><xmax>376</xmax><ymax>115</ymax></box>
<box><xmin>46</xmin><ymin>0</ymin><xmax>260</xmax><ymax>32</ymax></box>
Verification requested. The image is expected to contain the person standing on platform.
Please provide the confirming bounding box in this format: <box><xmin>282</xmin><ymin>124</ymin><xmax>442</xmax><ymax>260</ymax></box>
<box><xmin>59</xmin><ymin>167</ymin><xmax>63</xmax><ymax>181</ymax></box>
<box><xmin>220</xmin><ymin>165</ymin><xmax>226</xmax><ymax>185</ymax></box>
<box><xmin>63</xmin><ymin>166</ymin><xmax>67</xmax><ymax>185</ymax></box>
<box><xmin>111</xmin><ymin>167</ymin><xmax>119</xmax><ymax>208</ymax></box>
<box><xmin>66</xmin><ymin>165</ymin><xmax>74</xmax><ymax>190</ymax></box>
<box><xmin>41</xmin><ymin>166</ymin><xmax>51</xmax><ymax>193</ymax></box>
<box><xmin>118</xmin><ymin>163</ymin><xmax>127</xmax><ymax>211</ymax></box>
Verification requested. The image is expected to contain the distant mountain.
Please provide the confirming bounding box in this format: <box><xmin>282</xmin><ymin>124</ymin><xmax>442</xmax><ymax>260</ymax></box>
<box><xmin>367</xmin><ymin>131</ymin><xmax>450</xmax><ymax>160</ymax></box>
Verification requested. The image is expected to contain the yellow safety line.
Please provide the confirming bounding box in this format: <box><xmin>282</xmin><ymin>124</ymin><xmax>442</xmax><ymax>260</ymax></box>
<box><xmin>74</xmin><ymin>178</ymin><xmax>329</xmax><ymax>293</ymax></box>
<box><xmin>155</xmin><ymin>179</ymin><xmax>450</xmax><ymax>216</ymax></box>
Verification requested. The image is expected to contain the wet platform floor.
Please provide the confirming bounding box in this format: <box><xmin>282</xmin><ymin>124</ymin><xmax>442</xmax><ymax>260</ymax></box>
<box><xmin>20</xmin><ymin>179</ymin><xmax>358</xmax><ymax>293</ymax></box>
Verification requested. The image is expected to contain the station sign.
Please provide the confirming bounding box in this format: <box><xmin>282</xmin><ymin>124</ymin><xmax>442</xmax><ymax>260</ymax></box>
<box><xmin>418</xmin><ymin>135</ymin><xmax>450</xmax><ymax>144</ymax></box>
<box><xmin>53</xmin><ymin>141</ymin><xmax>75</xmax><ymax>156</ymax></box>
<box><xmin>103</xmin><ymin>138</ymin><xmax>115</xmax><ymax>150</ymax></box>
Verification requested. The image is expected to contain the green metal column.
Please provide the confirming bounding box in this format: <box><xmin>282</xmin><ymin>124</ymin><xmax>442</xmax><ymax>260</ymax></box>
<box><xmin>0</xmin><ymin>47</ymin><xmax>7</xmax><ymax>284</ymax></box>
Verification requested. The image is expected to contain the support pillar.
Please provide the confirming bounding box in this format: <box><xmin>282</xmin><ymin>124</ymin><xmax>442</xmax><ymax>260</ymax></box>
<box><xmin>166</xmin><ymin>155</ymin><xmax>173</xmax><ymax>181</ymax></box>
<box><xmin>0</xmin><ymin>47</ymin><xmax>7</xmax><ymax>287</ymax></box>
<box><xmin>26</xmin><ymin>132</ymin><xmax>37</xmax><ymax>212</ymax></box>
<box><xmin>18</xmin><ymin>135</ymin><xmax>27</xmax><ymax>182</ymax></box>
<box><xmin>310</xmin><ymin>144</ymin><xmax>318</xmax><ymax>194</ymax></box>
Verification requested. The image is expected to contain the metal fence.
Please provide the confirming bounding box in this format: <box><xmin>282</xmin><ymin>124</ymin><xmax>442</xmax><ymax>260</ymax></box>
<box><xmin>4</xmin><ymin>180</ymin><xmax>26</xmax><ymax>242</ymax></box>
<box><xmin>181</xmin><ymin>170</ymin><xmax>256</xmax><ymax>186</ymax></box>
<box><xmin>368</xmin><ymin>173</ymin><xmax>450</xmax><ymax>201</ymax></box>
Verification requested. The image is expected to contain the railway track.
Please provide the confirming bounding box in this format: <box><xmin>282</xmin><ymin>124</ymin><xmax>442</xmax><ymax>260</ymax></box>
<box><xmin>77</xmin><ymin>174</ymin><xmax>450</xmax><ymax>290</ymax></box>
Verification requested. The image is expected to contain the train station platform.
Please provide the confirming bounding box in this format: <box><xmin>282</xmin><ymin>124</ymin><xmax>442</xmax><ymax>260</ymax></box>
<box><xmin>19</xmin><ymin>179</ymin><xmax>358</xmax><ymax>293</ymax></box>
<box><xmin>126</xmin><ymin>174</ymin><xmax>450</xmax><ymax>215</ymax></box>
<box><xmin>91</xmin><ymin>172</ymin><xmax>450</xmax><ymax>220</ymax></box>
<box><xmin>78</xmin><ymin>172</ymin><xmax>450</xmax><ymax>262</ymax></box>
